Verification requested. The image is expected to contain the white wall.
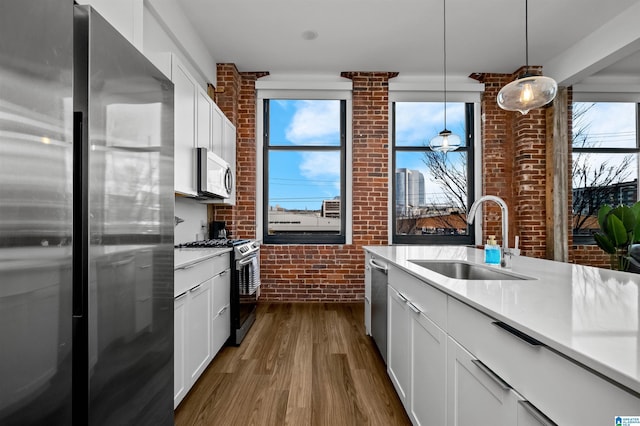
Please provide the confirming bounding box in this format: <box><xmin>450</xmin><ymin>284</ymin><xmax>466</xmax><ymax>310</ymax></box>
<box><xmin>77</xmin><ymin>0</ymin><xmax>217</xmax><ymax>89</ymax></box>
<box><xmin>143</xmin><ymin>0</ymin><xmax>217</xmax><ymax>88</ymax></box>
<box><xmin>174</xmin><ymin>197</ymin><xmax>208</xmax><ymax>244</ymax></box>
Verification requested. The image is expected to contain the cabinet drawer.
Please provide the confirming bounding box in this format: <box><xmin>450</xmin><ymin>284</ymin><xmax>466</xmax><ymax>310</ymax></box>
<box><xmin>211</xmin><ymin>253</ymin><xmax>230</xmax><ymax>276</ymax></box>
<box><xmin>388</xmin><ymin>266</ymin><xmax>447</xmax><ymax>329</ymax></box>
<box><xmin>212</xmin><ymin>268</ymin><xmax>231</xmax><ymax>313</ymax></box>
<box><xmin>175</xmin><ymin>259</ymin><xmax>214</xmax><ymax>297</ymax></box>
<box><xmin>447</xmin><ymin>297</ymin><xmax>640</xmax><ymax>426</ymax></box>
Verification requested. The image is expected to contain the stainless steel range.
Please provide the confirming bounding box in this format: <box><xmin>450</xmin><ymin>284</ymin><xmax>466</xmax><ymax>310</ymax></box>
<box><xmin>176</xmin><ymin>239</ymin><xmax>260</xmax><ymax>345</ymax></box>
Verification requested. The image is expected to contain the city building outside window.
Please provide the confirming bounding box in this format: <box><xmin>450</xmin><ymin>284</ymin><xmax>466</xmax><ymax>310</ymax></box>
<box><xmin>572</xmin><ymin>102</ymin><xmax>640</xmax><ymax>243</ymax></box>
<box><xmin>262</xmin><ymin>99</ymin><xmax>346</xmax><ymax>244</ymax></box>
<box><xmin>392</xmin><ymin>102</ymin><xmax>475</xmax><ymax>244</ymax></box>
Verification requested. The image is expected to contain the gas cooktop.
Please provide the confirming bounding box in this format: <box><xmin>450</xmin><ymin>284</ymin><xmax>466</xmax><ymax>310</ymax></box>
<box><xmin>175</xmin><ymin>239</ymin><xmax>251</xmax><ymax>249</ymax></box>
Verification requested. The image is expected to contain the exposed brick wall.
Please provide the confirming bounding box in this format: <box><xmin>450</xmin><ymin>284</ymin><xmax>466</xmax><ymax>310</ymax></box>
<box><xmin>209</xmin><ymin>67</ymin><xmax>268</xmax><ymax>240</ymax></box>
<box><xmin>475</xmin><ymin>73</ymin><xmax>516</xmax><ymax>248</ymax></box>
<box><xmin>259</xmin><ymin>245</ymin><xmax>365</xmax><ymax>301</ymax></box>
<box><xmin>513</xmin><ymin>107</ymin><xmax>548</xmax><ymax>259</ymax></box>
<box><xmin>475</xmin><ymin>68</ymin><xmax>549</xmax><ymax>258</ymax></box>
<box><xmin>572</xmin><ymin>245</ymin><xmax>611</xmax><ymax>268</ymax></box>
<box><xmin>342</xmin><ymin>72</ymin><xmax>396</xmax><ymax>247</ymax></box>
<box><xmin>208</xmin><ymin>70</ymin><xmax>395</xmax><ymax>302</ymax></box>
<box><xmin>209</xmin><ymin>63</ymin><xmax>613</xmax><ymax>301</ymax></box>
<box><xmin>257</xmin><ymin>72</ymin><xmax>396</xmax><ymax>302</ymax></box>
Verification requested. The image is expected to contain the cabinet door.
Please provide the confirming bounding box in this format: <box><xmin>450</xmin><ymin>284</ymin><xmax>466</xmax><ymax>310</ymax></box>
<box><xmin>187</xmin><ymin>279</ymin><xmax>212</xmax><ymax>385</ymax></box>
<box><xmin>211</xmin><ymin>269</ymin><xmax>231</xmax><ymax>355</ymax></box>
<box><xmin>387</xmin><ymin>285</ymin><xmax>410</xmax><ymax>407</ymax></box>
<box><xmin>196</xmin><ymin>88</ymin><xmax>212</xmax><ymax>149</ymax></box>
<box><xmin>172</xmin><ymin>59</ymin><xmax>197</xmax><ymax>196</ymax></box>
<box><xmin>364</xmin><ymin>254</ymin><xmax>372</xmax><ymax>335</ymax></box>
<box><xmin>447</xmin><ymin>337</ymin><xmax>517</xmax><ymax>426</ymax></box>
<box><xmin>211</xmin><ymin>104</ymin><xmax>224</xmax><ymax>156</ymax></box>
<box><xmin>173</xmin><ymin>292</ymin><xmax>188</xmax><ymax>408</ymax></box>
<box><xmin>410</xmin><ymin>311</ymin><xmax>447</xmax><ymax>426</ymax></box>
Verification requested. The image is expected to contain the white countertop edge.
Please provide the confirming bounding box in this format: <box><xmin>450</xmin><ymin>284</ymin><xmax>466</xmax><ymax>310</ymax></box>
<box><xmin>364</xmin><ymin>245</ymin><xmax>640</xmax><ymax>396</ymax></box>
<box><xmin>174</xmin><ymin>247</ymin><xmax>232</xmax><ymax>269</ymax></box>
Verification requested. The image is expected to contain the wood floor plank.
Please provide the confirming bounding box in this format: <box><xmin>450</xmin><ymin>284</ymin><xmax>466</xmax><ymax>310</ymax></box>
<box><xmin>174</xmin><ymin>302</ymin><xmax>411</xmax><ymax>426</ymax></box>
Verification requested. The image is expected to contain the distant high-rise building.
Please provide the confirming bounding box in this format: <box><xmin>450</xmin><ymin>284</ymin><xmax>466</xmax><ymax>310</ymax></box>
<box><xmin>396</xmin><ymin>168</ymin><xmax>425</xmax><ymax>210</ymax></box>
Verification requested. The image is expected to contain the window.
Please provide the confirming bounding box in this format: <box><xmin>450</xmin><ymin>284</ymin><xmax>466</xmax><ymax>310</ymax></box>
<box><xmin>392</xmin><ymin>102</ymin><xmax>475</xmax><ymax>244</ymax></box>
<box><xmin>572</xmin><ymin>102</ymin><xmax>640</xmax><ymax>243</ymax></box>
<box><xmin>263</xmin><ymin>99</ymin><xmax>346</xmax><ymax>244</ymax></box>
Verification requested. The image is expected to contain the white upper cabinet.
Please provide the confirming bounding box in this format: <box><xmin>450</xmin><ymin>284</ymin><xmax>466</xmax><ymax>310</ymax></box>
<box><xmin>172</xmin><ymin>57</ymin><xmax>198</xmax><ymax>196</ymax></box>
<box><xmin>196</xmin><ymin>88</ymin><xmax>212</xmax><ymax>149</ymax></box>
<box><xmin>210</xmin><ymin>104</ymin><xmax>224</xmax><ymax>157</ymax></box>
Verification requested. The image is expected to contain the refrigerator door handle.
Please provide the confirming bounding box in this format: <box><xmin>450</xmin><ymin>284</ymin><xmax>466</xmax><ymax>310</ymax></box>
<box><xmin>72</xmin><ymin>110</ymin><xmax>85</xmax><ymax>318</ymax></box>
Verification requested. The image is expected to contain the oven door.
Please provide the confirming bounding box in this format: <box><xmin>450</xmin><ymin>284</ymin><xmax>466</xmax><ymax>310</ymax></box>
<box><xmin>235</xmin><ymin>253</ymin><xmax>260</xmax><ymax>331</ymax></box>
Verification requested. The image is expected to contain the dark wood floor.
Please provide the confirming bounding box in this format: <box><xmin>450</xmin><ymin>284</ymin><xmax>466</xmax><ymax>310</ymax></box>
<box><xmin>175</xmin><ymin>302</ymin><xmax>411</xmax><ymax>426</ymax></box>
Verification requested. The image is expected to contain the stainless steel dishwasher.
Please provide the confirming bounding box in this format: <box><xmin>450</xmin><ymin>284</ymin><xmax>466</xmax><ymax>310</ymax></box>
<box><xmin>369</xmin><ymin>257</ymin><xmax>389</xmax><ymax>364</ymax></box>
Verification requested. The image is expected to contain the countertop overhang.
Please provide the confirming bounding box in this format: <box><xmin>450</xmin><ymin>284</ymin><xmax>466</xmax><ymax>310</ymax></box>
<box><xmin>364</xmin><ymin>245</ymin><xmax>640</xmax><ymax>396</ymax></box>
<box><xmin>174</xmin><ymin>247</ymin><xmax>232</xmax><ymax>269</ymax></box>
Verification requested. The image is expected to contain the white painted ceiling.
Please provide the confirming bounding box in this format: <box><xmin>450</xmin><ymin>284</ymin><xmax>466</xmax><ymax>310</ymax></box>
<box><xmin>179</xmin><ymin>0</ymin><xmax>640</xmax><ymax>84</ymax></box>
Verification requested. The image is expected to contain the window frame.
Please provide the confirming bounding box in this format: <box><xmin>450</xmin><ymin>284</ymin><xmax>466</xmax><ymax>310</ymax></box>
<box><xmin>262</xmin><ymin>98</ymin><xmax>347</xmax><ymax>244</ymax></box>
<box><xmin>391</xmin><ymin>102</ymin><xmax>476</xmax><ymax>245</ymax></box>
<box><xmin>571</xmin><ymin>102</ymin><xmax>640</xmax><ymax>245</ymax></box>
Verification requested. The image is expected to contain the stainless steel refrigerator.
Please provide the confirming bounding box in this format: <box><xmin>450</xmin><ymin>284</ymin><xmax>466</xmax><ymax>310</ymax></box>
<box><xmin>0</xmin><ymin>2</ymin><xmax>174</xmax><ymax>424</ymax></box>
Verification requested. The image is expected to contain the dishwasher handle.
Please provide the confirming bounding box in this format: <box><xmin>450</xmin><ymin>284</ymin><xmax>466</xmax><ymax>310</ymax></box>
<box><xmin>369</xmin><ymin>258</ymin><xmax>388</xmax><ymax>274</ymax></box>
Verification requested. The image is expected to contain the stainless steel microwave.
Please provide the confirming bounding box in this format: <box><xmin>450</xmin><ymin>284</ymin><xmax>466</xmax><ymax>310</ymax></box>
<box><xmin>196</xmin><ymin>147</ymin><xmax>232</xmax><ymax>199</ymax></box>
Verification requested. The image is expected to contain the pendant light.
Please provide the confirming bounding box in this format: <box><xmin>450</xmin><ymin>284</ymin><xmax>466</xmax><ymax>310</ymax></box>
<box><xmin>429</xmin><ymin>0</ymin><xmax>461</xmax><ymax>153</ymax></box>
<box><xmin>497</xmin><ymin>0</ymin><xmax>557</xmax><ymax>115</ymax></box>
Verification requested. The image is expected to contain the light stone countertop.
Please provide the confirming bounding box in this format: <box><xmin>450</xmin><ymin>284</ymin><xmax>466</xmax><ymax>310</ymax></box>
<box><xmin>364</xmin><ymin>245</ymin><xmax>640</xmax><ymax>396</ymax></box>
<box><xmin>174</xmin><ymin>247</ymin><xmax>232</xmax><ymax>269</ymax></box>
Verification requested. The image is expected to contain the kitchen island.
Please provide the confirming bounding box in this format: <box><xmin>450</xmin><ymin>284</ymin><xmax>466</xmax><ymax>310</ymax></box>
<box><xmin>365</xmin><ymin>245</ymin><xmax>640</xmax><ymax>426</ymax></box>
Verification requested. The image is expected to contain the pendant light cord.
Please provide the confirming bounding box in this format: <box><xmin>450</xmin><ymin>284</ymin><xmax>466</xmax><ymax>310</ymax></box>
<box><xmin>443</xmin><ymin>0</ymin><xmax>447</xmax><ymax>129</ymax></box>
<box><xmin>524</xmin><ymin>0</ymin><xmax>529</xmax><ymax>74</ymax></box>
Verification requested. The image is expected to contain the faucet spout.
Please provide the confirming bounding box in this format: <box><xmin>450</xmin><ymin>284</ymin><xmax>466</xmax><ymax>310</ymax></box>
<box><xmin>467</xmin><ymin>195</ymin><xmax>510</xmax><ymax>268</ymax></box>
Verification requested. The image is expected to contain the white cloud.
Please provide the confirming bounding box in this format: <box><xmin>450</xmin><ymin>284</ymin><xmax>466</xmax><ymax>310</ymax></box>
<box><xmin>575</xmin><ymin>102</ymin><xmax>636</xmax><ymax>148</ymax></box>
<box><xmin>299</xmin><ymin>151</ymin><xmax>341</xmax><ymax>192</ymax></box>
<box><xmin>285</xmin><ymin>100</ymin><xmax>340</xmax><ymax>145</ymax></box>
<box><xmin>395</xmin><ymin>102</ymin><xmax>466</xmax><ymax>145</ymax></box>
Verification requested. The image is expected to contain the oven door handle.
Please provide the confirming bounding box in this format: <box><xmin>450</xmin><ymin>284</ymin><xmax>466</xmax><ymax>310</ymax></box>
<box><xmin>237</xmin><ymin>256</ymin><xmax>256</xmax><ymax>266</ymax></box>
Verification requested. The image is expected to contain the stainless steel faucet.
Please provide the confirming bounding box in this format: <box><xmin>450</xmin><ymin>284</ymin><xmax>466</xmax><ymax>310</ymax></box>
<box><xmin>467</xmin><ymin>195</ymin><xmax>512</xmax><ymax>268</ymax></box>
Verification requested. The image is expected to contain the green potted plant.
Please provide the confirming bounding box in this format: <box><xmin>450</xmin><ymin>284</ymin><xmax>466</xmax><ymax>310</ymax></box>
<box><xmin>593</xmin><ymin>201</ymin><xmax>640</xmax><ymax>271</ymax></box>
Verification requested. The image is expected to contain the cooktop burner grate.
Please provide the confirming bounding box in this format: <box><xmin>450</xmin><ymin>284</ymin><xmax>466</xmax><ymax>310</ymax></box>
<box><xmin>175</xmin><ymin>239</ymin><xmax>251</xmax><ymax>249</ymax></box>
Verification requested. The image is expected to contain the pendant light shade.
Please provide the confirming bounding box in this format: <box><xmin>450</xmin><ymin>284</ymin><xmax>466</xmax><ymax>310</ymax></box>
<box><xmin>430</xmin><ymin>129</ymin><xmax>462</xmax><ymax>152</ymax></box>
<box><xmin>497</xmin><ymin>0</ymin><xmax>557</xmax><ymax>115</ymax></box>
<box><xmin>497</xmin><ymin>74</ymin><xmax>558</xmax><ymax>115</ymax></box>
<box><xmin>429</xmin><ymin>0</ymin><xmax>461</xmax><ymax>153</ymax></box>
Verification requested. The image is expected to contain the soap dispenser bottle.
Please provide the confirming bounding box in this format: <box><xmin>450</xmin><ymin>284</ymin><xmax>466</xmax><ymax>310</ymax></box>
<box><xmin>485</xmin><ymin>235</ymin><xmax>501</xmax><ymax>265</ymax></box>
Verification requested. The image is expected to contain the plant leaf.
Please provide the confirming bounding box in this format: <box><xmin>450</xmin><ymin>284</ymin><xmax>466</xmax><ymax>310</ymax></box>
<box><xmin>631</xmin><ymin>201</ymin><xmax>640</xmax><ymax>220</ymax></box>
<box><xmin>608</xmin><ymin>214</ymin><xmax>629</xmax><ymax>247</ymax></box>
<box><xmin>612</xmin><ymin>205</ymin><xmax>636</xmax><ymax>232</ymax></box>
<box><xmin>593</xmin><ymin>233</ymin><xmax>616</xmax><ymax>254</ymax></box>
<box><xmin>597</xmin><ymin>205</ymin><xmax>612</xmax><ymax>231</ymax></box>
<box><xmin>633</xmin><ymin>222</ymin><xmax>640</xmax><ymax>244</ymax></box>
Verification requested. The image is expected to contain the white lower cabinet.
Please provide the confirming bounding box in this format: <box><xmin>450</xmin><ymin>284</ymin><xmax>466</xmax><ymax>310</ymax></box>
<box><xmin>173</xmin><ymin>292</ymin><xmax>187</xmax><ymax>406</ymax></box>
<box><xmin>173</xmin><ymin>278</ymin><xmax>212</xmax><ymax>409</ymax></box>
<box><xmin>447</xmin><ymin>337</ymin><xmax>517</xmax><ymax>425</ymax></box>
<box><xmin>387</xmin><ymin>285</ymin><xmax>411</xmax><ymax>404</ymax></box>
<box><xmin>388</xmin><ymin>283</ymin><xmax>447</xmax><ymax>426</ymax></box>
<box><xmin>174</xmin><ymin>253</ymin><xmax>231</xmax><ymax>408</ymax></box>
<box><xmin>187</xmin><ymin>279</ymin><xmax>212</xmax><ymax>385</ymax></box>
<box><xmin>410</xmin><ymin>308</ymin><xmax>446</xmax><ymax>426</ymax></box>
<box><xmin>211</xmin><ymin>268</ymin><xmax>231</xmax><ymax>356</ymax></box>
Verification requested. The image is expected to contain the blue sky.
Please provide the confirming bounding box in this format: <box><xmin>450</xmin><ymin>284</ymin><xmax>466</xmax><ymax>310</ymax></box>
<box><xmin>268</xmin><ymin>100</ymin><xmax>341</xmax><ymax>210</ymax></box>
<box><xmin>268</xmin><ymin>100</ymin><xmax>468</xmax><ymax>209</ymax></box>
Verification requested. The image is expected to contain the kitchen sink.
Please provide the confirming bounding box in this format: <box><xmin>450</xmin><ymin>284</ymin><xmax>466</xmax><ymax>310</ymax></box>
<box><xmin>408</xmin><ymin>260</ymin><xmax>535</xmax><ymax>281</ymax></box>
